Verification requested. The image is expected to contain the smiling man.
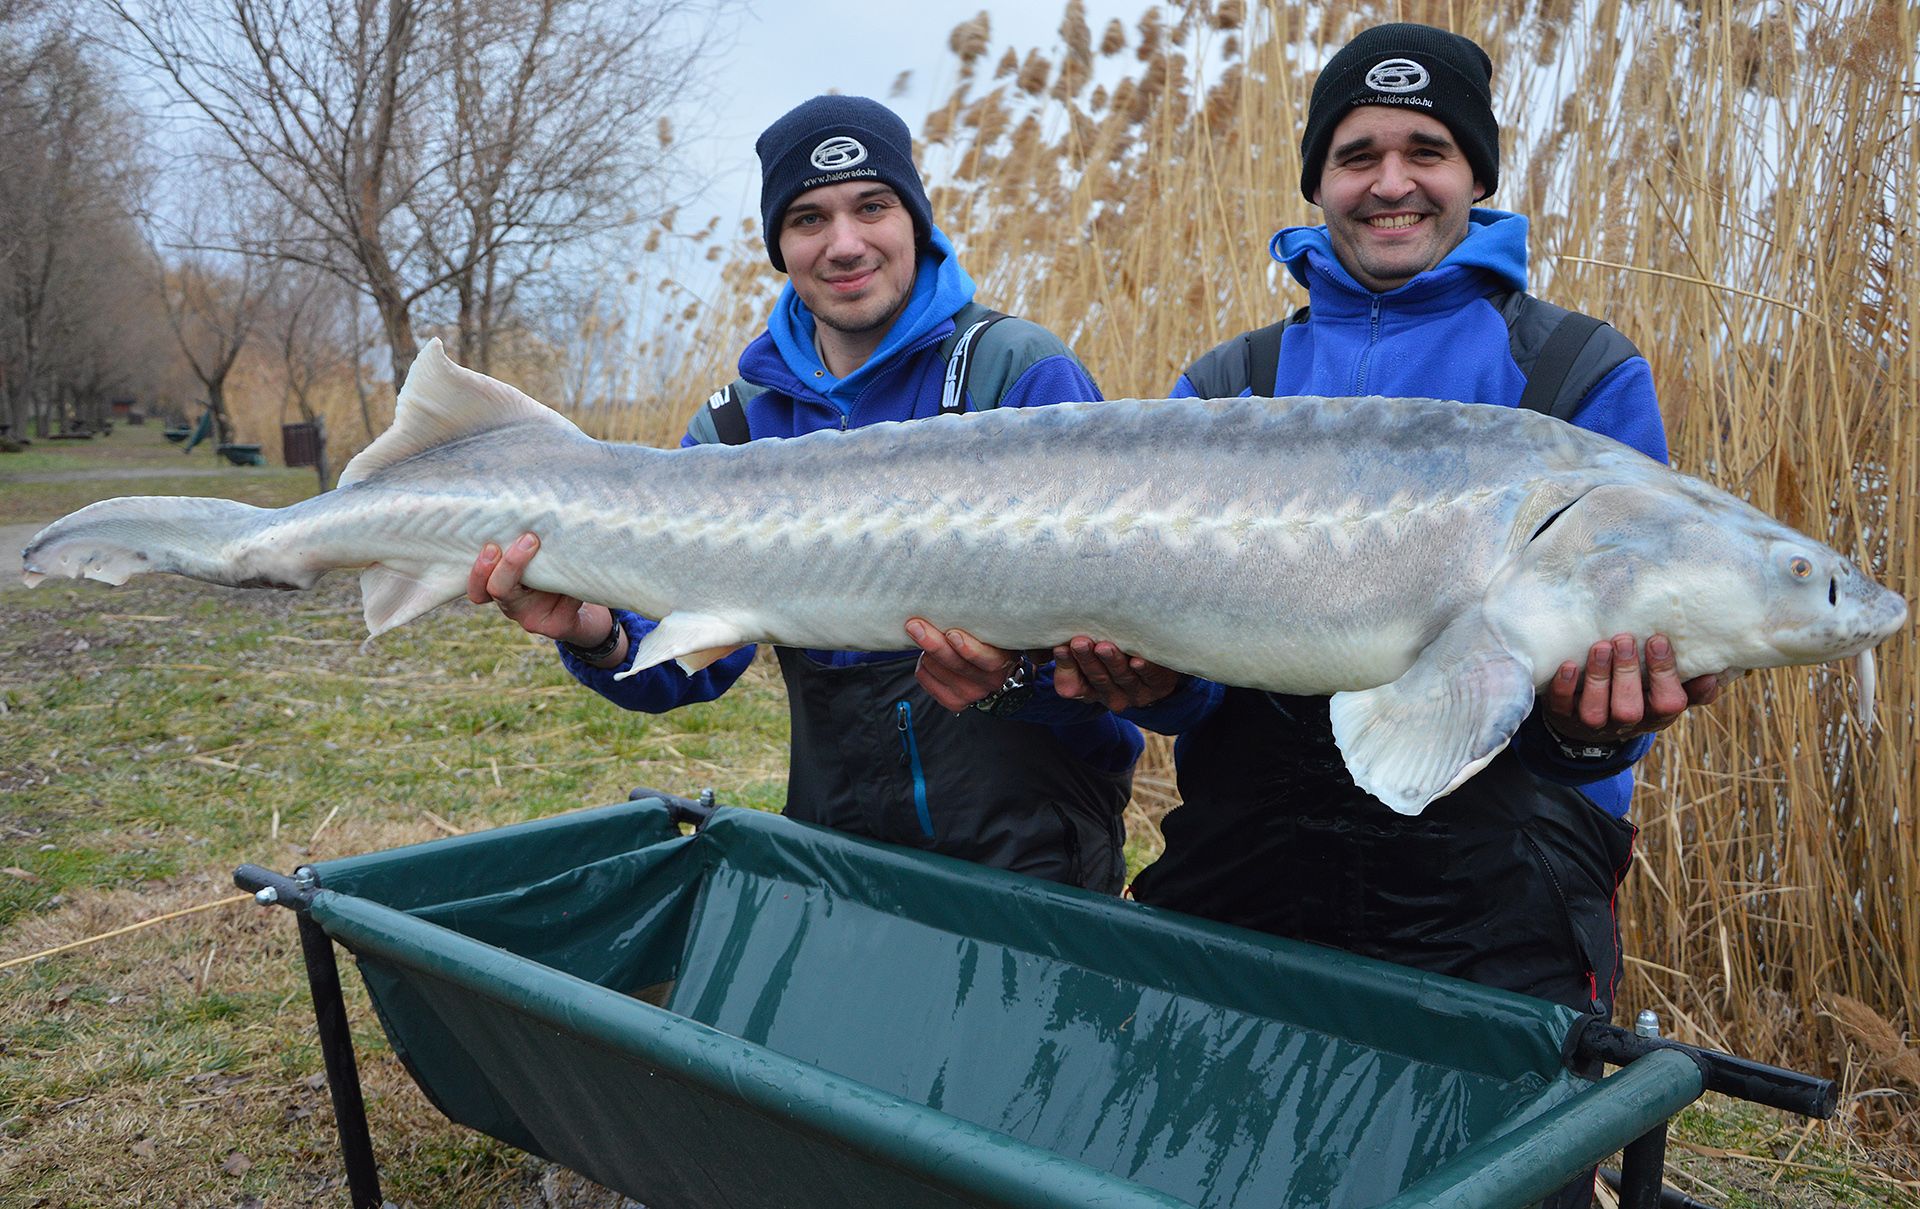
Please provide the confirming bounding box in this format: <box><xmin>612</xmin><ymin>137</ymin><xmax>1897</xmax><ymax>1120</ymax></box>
<box><xmin>1036</xmin><ymin>27</ymin><xmax>1715</xmax><ymax>1208</ymax></box>
<box><xmin>469</xmin><ymin>95</ymin><xmax>1140</xmax><ymax>893</ymax></box>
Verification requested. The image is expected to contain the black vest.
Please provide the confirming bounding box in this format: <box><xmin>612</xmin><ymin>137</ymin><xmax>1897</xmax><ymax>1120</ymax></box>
<box><xmin>1128</xmin><ymin>692</ymin><xmax>1635</xmax><ymax>1012</ymax></box>
<box><xmin>777</xmin><ymin>649</ymin><xmax>1130</xmax><ymax>893</ymax></box>
<box><xmin>1132</xmin><ymin>296</ymin><xmax>1644</xmax><ymax>1013</ymax></box>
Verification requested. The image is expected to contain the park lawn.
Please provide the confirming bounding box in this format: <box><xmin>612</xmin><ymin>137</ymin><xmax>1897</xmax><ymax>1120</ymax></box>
<box><xmin>0</xmin><ymin>569</ymin><xmax>789</xmax><ymax>1206</ymax></box>
<box><xmin>1</xmin><ymin>422</ymin><xmax>317</xmax><ymax>524</ymax></box>
<box><xmin>1</xmin><ymin>433</ymin><xmax>1912</xmax><ymax>1207</ymax></box>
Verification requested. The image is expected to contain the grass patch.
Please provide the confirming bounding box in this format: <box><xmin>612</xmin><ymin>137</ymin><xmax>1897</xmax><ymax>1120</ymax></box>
<box><xmin>0</xmin><ymin>471</ymin><xmax>316</xmax><ymax>524</ymax></box>
<box><xmin>0</xmin><ymin>423</ymin><xmax>316</xmax><ymax>526</ymax></box>
<box><xmin>0</xmin><ymin>447</ymin><xmax>102</xmax><ymax>474</ymax></box>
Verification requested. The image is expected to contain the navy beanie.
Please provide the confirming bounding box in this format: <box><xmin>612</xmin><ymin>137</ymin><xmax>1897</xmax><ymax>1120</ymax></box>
<box><xmin>1299</xmin><ymin>23</ymin><xmax>1499</xmax><ymax>203</ymax></box>
<box><xmin>756</xmin><ymin>95</ymin><xmax>935</xmax><ymax>272</ymax></box>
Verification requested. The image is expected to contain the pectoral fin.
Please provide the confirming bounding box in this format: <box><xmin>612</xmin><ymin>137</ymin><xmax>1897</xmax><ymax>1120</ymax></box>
<box><xmin>1329</xmin><ymin>609</ymin><xmax>1537</xmax><ymax>816</ymax></box>
<box><xmin>361</xmin><ymin>562</ymin><xmax>468</xmax><ymax>638</ymax></box>
<box><xmin>616</xmin><ymin>611</ymin><xmax>750</xmax><ymax>680</ymax></box>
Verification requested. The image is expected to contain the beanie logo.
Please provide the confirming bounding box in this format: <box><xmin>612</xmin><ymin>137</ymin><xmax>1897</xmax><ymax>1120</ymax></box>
<box><xmin>809</xmin><ymin>136</ymin><xmax>869</xmax><ymax>171</ymax></box>
<box><xmin>1364</xmin><ymin>59</ymin><xmax>1430</xmax><ymax>94</ymax></box>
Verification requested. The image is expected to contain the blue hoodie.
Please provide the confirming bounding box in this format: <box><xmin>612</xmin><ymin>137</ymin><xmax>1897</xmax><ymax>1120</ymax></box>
<box><xmin>561</xmin><ymin>226</ymin><xmax>1139</xmax><ymax>774</ymax></box>
<box><xmin>1137</xmin><ymin>209</ymin><xmax>1668</xmax><ymax>817</ymax></box>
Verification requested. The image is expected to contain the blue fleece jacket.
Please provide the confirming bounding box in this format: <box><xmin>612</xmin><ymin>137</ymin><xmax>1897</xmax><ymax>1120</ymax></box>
<box><xmin>560</xmin><ymin>226</ymin><xmax>1141</xmax><ymax>775</ymax></box>
<box><xmin>1134</xmin><ymin>209</ymin><xmax>1667</xmax><ymax>817</ymax></box>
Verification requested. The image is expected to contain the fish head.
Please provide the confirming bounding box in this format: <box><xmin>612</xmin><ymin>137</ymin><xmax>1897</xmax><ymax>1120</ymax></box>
<box><xmin>1746</xmin><ymin>534</ymin><xmax>1908</xmax><ymax>666</ymax></box>
<box><xmin>1494</xmin><ymin>482</ymin><xmax>1908</xmax><ymax>689</ymax></box>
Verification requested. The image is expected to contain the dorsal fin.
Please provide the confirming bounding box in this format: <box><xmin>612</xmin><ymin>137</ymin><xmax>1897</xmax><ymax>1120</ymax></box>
<box><xmin>340</xmin><ymin>338</ymin><xmax>586</xmax><ymax>487</ymax></box>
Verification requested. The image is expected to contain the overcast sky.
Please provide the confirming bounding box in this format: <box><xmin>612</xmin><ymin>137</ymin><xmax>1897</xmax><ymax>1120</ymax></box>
<box><xmin>679</xmin><ymin>1</ymin><xmax>1151</xmax><ymax>238</ymax></box>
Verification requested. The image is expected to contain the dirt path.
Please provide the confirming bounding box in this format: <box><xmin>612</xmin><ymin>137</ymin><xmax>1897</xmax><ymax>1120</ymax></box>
<box><xmin>4</xmin><ymin>465</ymin><xmax>239</xmax><ymax>483</ymax></box>
<box><xmin>4</xmin><ymin>523</ymin><xmax>52</xmax><ymax>592</ymax></box>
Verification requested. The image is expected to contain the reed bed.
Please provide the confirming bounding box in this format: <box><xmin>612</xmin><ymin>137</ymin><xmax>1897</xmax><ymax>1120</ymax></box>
<box><xmin>584</xmin><ymin>0</ymin><xmax>1920</xmax><ymax>1156</ymax></box>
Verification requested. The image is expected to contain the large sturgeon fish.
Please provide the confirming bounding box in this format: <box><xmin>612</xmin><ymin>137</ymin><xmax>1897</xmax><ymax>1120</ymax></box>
<box><xmin>22</xmin><ymin>340</ymin><xmax>1908</xmax><ymax>814</ymax></box>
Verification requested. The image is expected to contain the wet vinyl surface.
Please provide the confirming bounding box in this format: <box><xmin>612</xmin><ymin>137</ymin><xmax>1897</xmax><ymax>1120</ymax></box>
<box><xmin>316</xmin><ymin>802</ymin><xmax>1587</xmax><ymax>1209</ymax></box>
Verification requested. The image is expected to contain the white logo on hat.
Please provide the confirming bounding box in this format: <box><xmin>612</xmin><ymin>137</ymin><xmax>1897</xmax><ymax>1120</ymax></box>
<box><xmin>1365</xmin><ymin>59</ymin><xmax>1430</xmax><ymax>93</ymax></box>
<box><xmin>810</xmin><ymin>137</ymin><xmax>869</xmax><ymax>171</ymax></box>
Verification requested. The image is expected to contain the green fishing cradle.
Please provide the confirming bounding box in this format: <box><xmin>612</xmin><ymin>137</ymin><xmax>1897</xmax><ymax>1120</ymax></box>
<box><xmin>237</xmin><ymin>791</ymin><xmax>1831</xmax><ymax>1208</ymax></box>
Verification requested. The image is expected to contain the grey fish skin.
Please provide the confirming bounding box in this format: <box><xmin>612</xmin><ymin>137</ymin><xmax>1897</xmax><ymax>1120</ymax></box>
<box><xmin>20</xmin><ymin>339</ymin><xmax>1908</xmax><ymax>815</ymax></box>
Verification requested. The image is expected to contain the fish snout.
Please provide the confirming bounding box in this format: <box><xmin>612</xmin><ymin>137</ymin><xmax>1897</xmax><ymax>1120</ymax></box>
<box><xmin>1844</xmin><ymin>560</ymin><xmax>1908</xmax><ymax>626</ymax></box>
<box><xmin>1866</xmin><ymin>582</ymin><xmax>1910</xmax><ymax>640</ymax></box>
<box><xmin>1829</xmin><ymin>575</ymin><xmax>1910</xmax><ymax>655</ymax></box>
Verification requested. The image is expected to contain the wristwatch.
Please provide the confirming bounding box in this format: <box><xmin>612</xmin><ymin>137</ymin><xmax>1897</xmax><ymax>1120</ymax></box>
<box><xmin>972</xmin><ymin>654</ymin><xmax>1036</xmax><ymax>718</ymax></box>
<box><xmin>561</xmin><ymin>619</ymin><xmax>623</xmax><ymax>664</ymax></box>
<box><xmin>1541</xmin><ymin>715</ymin><xmax>1623</xmax><ymax>761</ymax></box>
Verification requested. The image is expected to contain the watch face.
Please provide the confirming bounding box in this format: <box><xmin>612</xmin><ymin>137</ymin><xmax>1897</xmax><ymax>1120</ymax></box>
<box><xmin>975</xmin><ymin>683</ymin><xmax>1036</xmax><ymax>717</ymax></box>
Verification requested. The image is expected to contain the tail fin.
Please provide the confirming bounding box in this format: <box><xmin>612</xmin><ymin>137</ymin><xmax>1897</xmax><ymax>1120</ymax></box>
<box><xmin>20</xmin><ymin>496</ymin><xmax>319</xmax><ymax>590</ymax></box>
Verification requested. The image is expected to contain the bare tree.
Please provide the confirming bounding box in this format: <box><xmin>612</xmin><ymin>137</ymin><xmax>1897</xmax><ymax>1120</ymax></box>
<box><xmin>39</xmin><ymin>216</ymin><xmax>177</xmax><ymax>434</ymax></box>
<box><xmin>267</xmin><ymin>265</ymin><xmax>356</xmax><ymax>488</ymax></box>
<box><xmin>107</xmin><ymin>0</ymin><xmax>435</xmax><ymax>391</ymax></box>
<box><xmin>417</xmin><ymin>0</ymin><xmax>707</xmax><ymax>372</ymax></box>
<box><xmin>0</xmin><ymin>17</ymin><xmax>147</xmax><ymax>440</ymax></box>
<box><xmin>107</xmin><ymin>0</ymin><xmax>728</xmax><ymax>391</ymax></box>
<box><xmin>146</xmin><ymin>178</ymin><xmax>282</xmax><ymax>447</ymax></box>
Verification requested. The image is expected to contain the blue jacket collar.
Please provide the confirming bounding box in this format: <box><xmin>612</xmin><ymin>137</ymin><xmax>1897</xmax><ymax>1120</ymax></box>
<box><xmin>1269</xmin><ymin>208</ymin><xmax>1531</xmax><ymax>312</ymax></box>
<box><xmin>757</xmin><ymin>224</ymin><xmax>976</xmax><ymax>410</ymax></box>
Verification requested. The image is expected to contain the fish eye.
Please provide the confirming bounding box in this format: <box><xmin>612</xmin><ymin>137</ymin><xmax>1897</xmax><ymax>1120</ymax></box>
<box><xmin>1788</xmin><ymin>556</ymin><xmax>1813</xmax><ymax>579</ymax></box>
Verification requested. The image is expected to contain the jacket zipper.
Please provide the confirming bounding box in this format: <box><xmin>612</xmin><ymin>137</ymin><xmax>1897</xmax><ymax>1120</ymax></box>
<box><xmin>1355</xmin><ymin>295</ymin><xmax>1382</xmax><ymax>393</ymax></box>
<box><xmin>1520</xmin><ymin>830</ymin><xmax>1597</xmax><ymax>1008</ymax></box>
<box><xmin>895</xmin><ymin>700</ymin><xmax>934</xmax><ymax>837</ymax></box>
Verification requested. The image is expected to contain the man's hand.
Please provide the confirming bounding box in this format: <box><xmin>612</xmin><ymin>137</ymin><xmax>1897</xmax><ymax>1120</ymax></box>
<box><xmin>468</xmin><ymin>533</ymin><xmax>623</xmax><ymax>661</ymax></box>
<box><xmin>906</xmin><ymin>619</ymin><xmax>1026</xmax><ymax>712</ymax></box>
<box><xmin>1051</xmin><ymin>636</ymin><xmax>1181</xmax><ymax>712</ymax></box>
<box><xmin>1543</xmin><ymin>633</ymin><xmax>1722</xmax><ymax>746</ymax></box>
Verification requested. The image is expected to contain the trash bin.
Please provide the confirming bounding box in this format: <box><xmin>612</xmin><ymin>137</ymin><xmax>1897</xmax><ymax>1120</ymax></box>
<box><xmin>282</xmin><ymin>422</ymin><xmax>322</xmax><ymax>468</ymax></box>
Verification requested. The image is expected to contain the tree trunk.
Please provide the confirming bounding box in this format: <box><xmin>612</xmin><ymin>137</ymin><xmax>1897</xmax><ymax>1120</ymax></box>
<box><xmin>455</xmin><ymin>276</ymin><xmax>478</xmax><ymax>370</ymax></box>
<box><xmin>368</xmin><ymin>266</ymin><xmax>417</xmax><ymax>394</ymax></box>
<box><xmin>206</xmin><ymin>380</ymin><xmax>234</xmax><ymax>447</ymax></box>
<box><xmin>313</xmin><ymin>415</ymin><xmax>332</xmax><ymax>493</ymax></box>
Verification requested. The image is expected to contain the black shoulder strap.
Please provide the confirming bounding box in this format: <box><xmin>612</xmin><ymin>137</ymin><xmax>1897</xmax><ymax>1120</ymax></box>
<box><xmin>1515</xmin><ymin>309</ymin><xmax>1606</xmax><ymax>419</ymax></box>
<box><xmin>1243</xmin><ymin>306</ymin><xmax>1310</xmax><ymax>398</ymax></box>
<box><xmin>939</xmin><ymin>303</ymin><xmax>1010</xmax><ymax>415</ymax></box>
<box><xmin>705</xmin><ymin>304</ymin><xmax>1014</xmax><ymax>440</ymax></box>
<box><xmin>704</xmin><ymin>381</ymin><xmax>761</xmax><ymax>445</ymax></box>
<box><xmin>1243</xmin><ymin>308</ymin><xmax>1308</xmax><ymax>398</ymax></box>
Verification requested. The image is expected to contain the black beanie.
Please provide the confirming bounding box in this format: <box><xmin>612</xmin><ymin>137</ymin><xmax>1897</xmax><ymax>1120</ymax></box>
<box><xmin>1298</xmin><ymin>23</ymin><xmax>1499</xmax><ymax>203</ymax></box>
<box><xmin>756</xmin><ymin>95</ymin><xmax>935</xmax><ymax>272</ymax></box>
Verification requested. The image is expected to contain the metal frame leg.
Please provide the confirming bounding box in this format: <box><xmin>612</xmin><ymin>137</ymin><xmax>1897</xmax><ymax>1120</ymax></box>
<box><xmin>1616</xmin><ymin>1122</ymin><xmax>1669</xmax><ymax>1209</ymax></box>
<box><xmin>298</xmin><ymin>912</ymin><xmax>384</xmax><ymax>1209</ymax></box>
